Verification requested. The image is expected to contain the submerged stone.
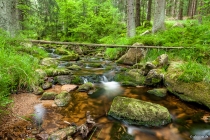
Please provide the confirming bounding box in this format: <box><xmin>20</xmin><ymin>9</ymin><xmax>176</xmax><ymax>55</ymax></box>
<box><xmin>108</xmin><ymin>96</ymin><xmax>171</xmax><ymax>126</ymax></box>
<box><xmin>55</xmin><ymin>91</ymin><xmax>71</xmax><ymax>107</ymax></box>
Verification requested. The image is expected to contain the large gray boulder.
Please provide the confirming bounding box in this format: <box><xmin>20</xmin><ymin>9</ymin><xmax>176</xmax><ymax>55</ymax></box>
<box><xmin>108</xmin><ymin>96</ymin><xmax>171</xmax><ymax>126</ymax></box>
<box><xmin>116</xmin><ymin>43</ymin><xmax>147</xmax><ymax>65</ymax></box>
<box><xmin>164</xmin><ymin>61</ymin><xmax>210</xmax><ymax>109</ymax></box>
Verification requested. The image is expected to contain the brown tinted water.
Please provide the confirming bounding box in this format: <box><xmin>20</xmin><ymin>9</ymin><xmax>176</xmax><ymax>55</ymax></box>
<box><xmin>43</xmin><ymin>85</ymin><xmax>210</xmax><ymax>140</ymax></box>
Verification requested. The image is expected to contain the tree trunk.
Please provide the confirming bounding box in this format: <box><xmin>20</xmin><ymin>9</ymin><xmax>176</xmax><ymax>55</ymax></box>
<box><xmin>152</xmin><ymin>0</ymin><xmax>166</xmax><ymax>33</ymax></box>
<box><xmin>178</xmin><ymin>0</ymin><xmax>183</xmax><ymax>20</ymax></box>
<box><xmin>127</xmin><ymin>0</ymin><xmax>136</xmax><ymax>37</ymax></box>
<box><xmin>147</xmin><ymin>0</ymin><xmax>152</xmax><ymax>21</ymax></box>
<box><xmin>0</xmin><ymin>0</ymin><xmax>20</xmax><ymax>36</ymax></box>
<box><xmin>135</xmin><ymin>0</ymin><xmax>141</xmax><ymax>27</ymax></box>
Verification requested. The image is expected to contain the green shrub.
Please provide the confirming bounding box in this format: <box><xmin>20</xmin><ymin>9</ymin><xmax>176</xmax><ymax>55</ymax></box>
<box><xmin>0</xmin><ymin>31</ymin><xmax>40</xmax><ymax>114</ymax></box>
<box><xmin>105</xmin><ymin>48</ymin><xmax>126</xmax><ymax>60</ymax></box>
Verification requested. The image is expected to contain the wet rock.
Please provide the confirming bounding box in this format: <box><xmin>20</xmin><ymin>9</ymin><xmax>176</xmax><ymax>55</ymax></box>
<box><xmin>54</xmin><ymin>75</ymin><xmax>71</xmax><ymax>85</ymax></box>
<box><xmin>60</xmin><ymin>53</ymin><xmax>79</xmax><ymax>61</ymax></box>
<box><xmin>78</xmin><ymin>82</ymin><xmax>94</xmax><ymax>92</ymax></box>
<box><xmin>54</xmin><ymin>91</ymin><xmax>71</xmax><ymax>107</ymax></box>
<box><xmin>40</xmin><ymin>92</ymin><xmax>57</xmax><ymax>100</ymax></box>
<box><xmin>108</xmin><ymin>96</ymin><xmax>171</xmax><ymax>126</ymax></box>
<box><xmin>116</xmin><ymin>43</ymin><xmax>147</xmax><ymax>65</ymax></box>
<box><xmin>61</xmin><ymin>85</ymin><xmax>78</xmax><ymax>92</ymax></box>
<box><xmin>67</xmin><ymin>64</ymin><xmax>82</xmax><ymax>70</ymax></box>
<box><xmin>154</xmin><ymin>54</ymin><xmax>168</xmax><ymax>68</ymax></box>
<box><xmin>127</xmin><ymin>69</ymin><xmax>145</xmax><ymax>85</ymax></box>
<box><xmin>40</xmin><ymin>58</ymin><xmax>58</xmax><ymax>67</ymax></box>
<box><xmin>42</xmin><ymin>82</ymin><xmax>52</xmax><ymax>90</ymax></box>
<box><xmin>164</xmin><ymin>61</ymin><xmax>210</xmax><ymax>109</ymax></box>
<box><xmin>145</xmin><ymin>69</ymin><xmax>164</xmax><ymax>86</ymax></box>
<box><xmin>147</xmin><ymin>88</ymin><xmax>167</xmax><ymax>97</ymax></box>
<box><xmin>143</xmin><ymin>62</ymin><xmax>156</xmax><ymax>75</ymax></box>
<box><xmin>88</xmin><ymin>63</ymin><xmax>102</xmax><ymax>68</ymax></box>
<box><xmin>36</xmin><ymin>133</ymin><xmax>49</xmax><ymax>140</ymax></box>
<box><xmin>49</xmin><ymin>126</ymin><xmax>77</xmax><ymax>140</ymax></box>
<box><xmin>55</xmin><ymin>47</ymin><xmax>69</xmax><ymax>55</ymax></box>
<box><xmin>45</xmin><ymin>68</ymin><xmax>72</xmax><ymax>77</ymax></box>
<box><xmin>35</xmin><ymin>69</ymin><xmax>47</xmax><ymax>78</ymax></box>
<box><xmin>34</xmin><ymin>86</ymin><xmax>44</xmax><ymax>95</ymax></box>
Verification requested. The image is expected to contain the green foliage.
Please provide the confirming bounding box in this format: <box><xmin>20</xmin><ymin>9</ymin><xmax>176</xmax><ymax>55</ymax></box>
<box><xmin>177</xmin><ymin>61</ymin><xmax>210</xmax><ymax>83</ymax></box>
<box><xmin>105</xmin><ymin>48</ymin><xmax>126</xmax><ymax>60</ymax></box>
<box><xmin>0</xmin><ymin>31</ymin><xmax>40</xmax><ymax>113</ymax></box>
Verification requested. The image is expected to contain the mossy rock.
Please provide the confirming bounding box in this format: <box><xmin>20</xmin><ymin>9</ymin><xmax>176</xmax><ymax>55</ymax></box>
<box><xmin>67</xmin><ymin>64</ymin><xmax>82</xmax><ymax>70</ymax></box>
<box><xmin>40</xmin><ymin>58</ymin><xmax>58</xmax><ymax>67</ymax></box>
<box><xmin>147</xmin><ymin>88</ymin><xmax>167</xmax><ymax>97</ymax></box>
<box><xmin>49</xmin><ymin>126</ymin><xmax>77</xmax><ymax>140</ymax></box>
<box><xmin>71</xmin><ymin>75</ymin><xmax>82</xmax><ymax>84</ymax></box>
<box><xmin>41</xmin><ymin>82</ymin><xmax>52</xmax><ymax>90</ymax></box>
<box><xmin>35</xmin><ymin>69</ymin><xmax>47</xmax><ymax>79</ymax></box>
<box><xmin>78</xmin><ymin>82</ymin><xmax>94</xmax><ymax>92</ymax></box>
<box><xmin>88</xmin><ymin>63</ymin><xmax>102</xmax><ymax>68</ymax></box>
<box><xmin>60</xmin><ymin>53</ymin><xmax>79</xmax><ymax>61</ymax></box>
<box><xmin>145</xmin><ymin>69</ymin><xmax>164</xmax><ymax>86</ymax></box>
<box><xmin>54</xmin><ymin>91</ymin><xmax>71</xmax><ymax>107</ymax></box>
<box><xmin>33</xmin><ymin>86</ymin><xmax>44</xmax><ymax>95</ymax></box>
<box><xmin>45</xmin><ymin>68</ymin><xmax>72</xmax><ymax>77</ymax></box>
<box><xmin>40</xmin><ymin>92</ymin><xmax>57</xmax><ymax>100</ymax></box>
<box><xmin>165</xmin><ymin>61</ymin><xmax>210</xmax><ymax>109</ymax></box>
<box><xmin>108</xmin><ymin>96</ymin><xmax>171</xmax><ymax>126</ymax></box>
<box><xmin>54</xmin><ymin>75</ymin><xmax>71</xmax><ymax>85</ymax></box>
<box><xmin>55</xmin><ymin>47</ymin><xmax>69</xmax><ymax>55</ymax></box>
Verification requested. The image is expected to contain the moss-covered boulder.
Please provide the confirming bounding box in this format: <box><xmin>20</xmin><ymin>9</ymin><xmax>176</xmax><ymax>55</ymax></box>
<box><xmin>40</xmin><ymin>58</ymin><xmax>58</xmax><ymax>67</ymax></box>
<box><xmin>127</xmin><ymin>69</ymin><xmax>145</xmax><ymax>85</ymax></box>
<box><xmin>35</xmin><ymin>69</ymin><xmax>47</xmax><ymax>79</ymax></box>
<box><xmin>147</xmin><ymin>88</ymin><xmax>167</xmax><ymax>97</ymax></box>
<box><xmin>60</xmin><ymin>53</ymin><xmax>79</xmax><ymax>61</ymax></box>
<box><xmin>78</xmin><ymin>82</ymin><xmax>94</xmax><ymax>92</ymax></box>
<box><xmin>108</xmin><ymin>96</ymin><xmax>171</xmax><ymax>126</ymax></box>
<box><xmin>54</xmin><ymin>75</ymin><xmax>71</xmax><ymax>85</ymax></box>
<box><xmin>45</xmin><ymin>68</ymin><xmax>72</xmax><ymax>77</ymax></box>
<box><xmin>49</xmin><ymin>126</ymin><xmax>76</xmax><ymax>140</ymax></box>
<box><xmin>145</xmin><ymin>69</ymin><xmax>164</xmax><ymax>86</ymax></box>
<box><xmin>33</xmin><ymin>86</ymin><xmax>44</xmax><ymax>95</ymax></box>
<box><xmin>55</xmin><ymin>91</ymin><xmax>71</xmax><ymax>107</ymax></box>
<box><xmin>41</xmin><ymin>82</ymin><xmax>52</xmax><ymax>90</ymax></box>
<box><xmin>40</xmin><ymin>92</ymin><xmax>57</xmax><ymax>100</ymax></box>
<box><xmin>165</xmin><ymin>61</ymin><xmax>210</xmax><ymax>109</ymax></box>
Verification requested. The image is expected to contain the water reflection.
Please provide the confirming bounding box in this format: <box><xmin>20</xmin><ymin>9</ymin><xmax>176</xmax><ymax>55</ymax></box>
<box><xmin>57</xmin><ymin>86</ymin><xmax>210</xmax><ymax>140</ymax></box>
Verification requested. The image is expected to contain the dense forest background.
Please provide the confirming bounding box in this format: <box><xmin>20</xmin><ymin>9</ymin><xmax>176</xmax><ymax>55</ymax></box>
<box><xmin>0</xmin><ymin>0</ymin><xmax>210</xmax><ymax>43</ymax></box>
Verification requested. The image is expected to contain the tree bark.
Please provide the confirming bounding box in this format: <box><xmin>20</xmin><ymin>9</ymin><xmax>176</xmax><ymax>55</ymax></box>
<box><xmin>135</xmin><ymin>0</ymin><xmax>141</xmax><ymax>27</ymax></box>
<box><xmin>178</xmin><ymin>0</ymin><xmax>183</xmax><ymax>20</ymax></box>
<box><xmin>0</xmin><ymin>0</ymin><xmax>20</xmax><ymax>36</ymax></box>
<box><xmin>146</xmin><ymin>0</ymin><xmax>152</xmax><ymax>21</ymax></box>
<box><xmin>152</xmin><ymin>0</ymin><xmax>166</xmax><ymax>33</ymax></box>
<box><xmin>127</xmin><ymin>0</ymin><xmax>136</xmax><ymax>37</ymax></box>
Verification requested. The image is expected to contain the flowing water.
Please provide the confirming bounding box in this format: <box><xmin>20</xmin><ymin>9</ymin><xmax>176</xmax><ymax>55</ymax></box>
<box><xmin>41</xmin><ymin>48</ymin><xmax>210</xmax><ymax>140</ymax></box>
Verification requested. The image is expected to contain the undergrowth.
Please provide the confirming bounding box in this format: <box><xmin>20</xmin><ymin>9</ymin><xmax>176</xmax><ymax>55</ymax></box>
<box><xmin>0</xmin><ymin>30</ymin><xmax>44</xmax><ymax>114</ymax></box>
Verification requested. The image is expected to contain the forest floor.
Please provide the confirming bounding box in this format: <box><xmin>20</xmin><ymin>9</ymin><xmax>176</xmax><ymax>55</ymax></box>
<box><xmin>0</xmin><ymin>93</ymin><xmax>56</xmax><ymax>139</ymax></box>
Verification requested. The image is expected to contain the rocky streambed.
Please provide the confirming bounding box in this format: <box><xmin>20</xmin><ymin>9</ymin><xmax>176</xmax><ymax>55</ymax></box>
<box><xmin>1</xmin><ymin>44</ymin><xmax>210</xmax><ymax>140</ymax></box>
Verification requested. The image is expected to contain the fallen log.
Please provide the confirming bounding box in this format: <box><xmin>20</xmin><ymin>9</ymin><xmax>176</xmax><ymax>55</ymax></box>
<box><xmin>30</xmin><ymin>39</ymin><xmax>191</xmax><ymax>49</ymax></box>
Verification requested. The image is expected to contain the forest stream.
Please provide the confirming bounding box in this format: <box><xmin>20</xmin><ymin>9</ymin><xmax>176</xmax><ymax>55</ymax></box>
<box><xmin>2</xmin><ymin>47</ymin><xmax>210</xmax><ymax>140</ymax></box>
